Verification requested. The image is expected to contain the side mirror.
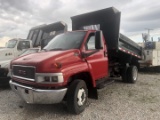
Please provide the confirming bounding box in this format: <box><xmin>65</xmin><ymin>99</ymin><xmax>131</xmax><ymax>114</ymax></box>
<box><xmin>95</xmin><ymin>31</ymin><xmax>103</xmax><ymax>49</ymax></box>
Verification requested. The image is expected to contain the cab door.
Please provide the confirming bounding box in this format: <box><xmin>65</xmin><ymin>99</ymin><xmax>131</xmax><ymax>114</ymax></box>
<box><xmin>83</xmin><ymin>31</ymin><xmax>108</xmax><ymax>80</ymax></box>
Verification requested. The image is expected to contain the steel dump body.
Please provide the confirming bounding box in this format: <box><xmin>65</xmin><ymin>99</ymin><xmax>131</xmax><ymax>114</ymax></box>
<box><xmin>71</xmin><ymin>7</ymin><xmax>142</xmax><ymax>59</ymax></box>
<box><xmin>119</xmin><ymin>34</ymin><xmax>142</xmax><ymax>58</ymax></box>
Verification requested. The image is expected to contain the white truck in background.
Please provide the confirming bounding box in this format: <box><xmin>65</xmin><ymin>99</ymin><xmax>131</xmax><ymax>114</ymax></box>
<box><xmin>0</xmin><ymin>21</ymin><xmax>67</xmax><ymax>86</ymax></box>
<box><xmin>139</xmin><ymin>40</ymin><xmax>160</xmax><ymax>72</ymax></box>
<box><xmin>141</xmin><ymin>42</ymin><xmax>160</xmax><ymax>66</ymax></box>
<box><xmin>0</xmin><ymin>38</ymin><xmax>33</xmax><ymax>61</ymax></box>
<box><xmin>0</xmin><ymin>38</ymin><xmax>33</xmax><ymax>86</ymax></box>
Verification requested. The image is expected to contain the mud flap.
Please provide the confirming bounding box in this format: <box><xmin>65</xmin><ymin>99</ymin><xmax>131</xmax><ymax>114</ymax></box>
<box><xmin>88</xmin><ymin>87</ymin><xmax>98</xmax><ymax>99</ymax></box>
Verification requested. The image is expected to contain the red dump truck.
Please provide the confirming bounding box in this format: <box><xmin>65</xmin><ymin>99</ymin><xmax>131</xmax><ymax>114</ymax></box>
<box><xmin>10</xmin><ymin>7</ymin><xmax>142</xmax><ymax>114</ymax></box>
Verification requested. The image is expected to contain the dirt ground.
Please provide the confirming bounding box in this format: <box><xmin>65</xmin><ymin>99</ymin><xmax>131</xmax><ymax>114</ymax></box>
<box><xmin>0</xmin><ymin>72</ymin><xmax>160</xmax><ymax>120</ymax></box>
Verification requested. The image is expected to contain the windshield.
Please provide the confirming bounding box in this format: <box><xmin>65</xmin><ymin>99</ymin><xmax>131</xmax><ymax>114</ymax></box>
<box><xmin>44</xmin><ymin>32</ymin><xmax>86</xmax><ymax>51</ymax></box>
<box><xmin>20</xmin><ymin>49</ymin><xmax>40</xmax><ymax>56</ymax></box>
<box><xmin>7</xmin><ymin>40</ymin><xmax>17</xmax><ymax>48</ymax></box>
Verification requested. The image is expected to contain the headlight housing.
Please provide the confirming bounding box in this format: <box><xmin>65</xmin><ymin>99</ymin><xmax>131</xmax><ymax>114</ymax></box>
<box><xmin>35</xmin><ymin>73</ymin><xmax>64</xmax><ymax>84</ymax></box>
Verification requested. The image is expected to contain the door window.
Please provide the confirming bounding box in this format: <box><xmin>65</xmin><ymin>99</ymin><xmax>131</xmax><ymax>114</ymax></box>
<box><xmin>17</xmin><ymin>41</ymin><xmax>30</xmax><ymax>50</ymax></box>
<box><xmin>86</xmin><ymin>33</ymin><xmax>96</xmax><ymax>50</ymax></box>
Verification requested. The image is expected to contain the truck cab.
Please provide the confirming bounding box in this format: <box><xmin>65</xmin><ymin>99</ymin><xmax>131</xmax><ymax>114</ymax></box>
<box><xmin>0</xmin><ymin>38</ymin><xmax>32</xmax><ymax>62</ymax></box>
<box><xmin>0</xmin><ymin>38</ymin><xmax>33</xmax><ymax>71</ymax></box>
<box><xmin>0</xmin><ymin>39</ymin><xmax>32</xmax><ymax>86</ymax></box>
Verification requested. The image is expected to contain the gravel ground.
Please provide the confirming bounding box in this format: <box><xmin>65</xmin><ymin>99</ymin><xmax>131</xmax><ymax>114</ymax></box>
<box><xmin>0</xmin><ymin>73</ymin><xmax>160</xmax><ymax>120</ymax></box>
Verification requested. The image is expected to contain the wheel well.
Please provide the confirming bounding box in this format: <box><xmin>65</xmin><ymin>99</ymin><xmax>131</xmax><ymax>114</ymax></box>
<box><xmin>67</xmin><ymin>72</ymin><xmax>98</xmax><ymax>99</ymax></box>
<box><xmin>68</xmin><ymin>72</ymin><xmax>93</xmax><ymax>88</ymax></box>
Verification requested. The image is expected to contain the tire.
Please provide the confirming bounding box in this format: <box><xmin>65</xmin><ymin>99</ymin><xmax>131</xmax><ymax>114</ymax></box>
<box><xmin>127</xmin><ymin>66</ymin><xmax>138</xmax><ymax>83</ymax></box>
<box><xmin>121</xmin><ymin>66</ymin><xmax>128</xmax><ymax>82</ymax></box>
<box><xmin>67</xmin><ymin>80</ymin><xmax>88</xmax><ymax>114</ymax></box>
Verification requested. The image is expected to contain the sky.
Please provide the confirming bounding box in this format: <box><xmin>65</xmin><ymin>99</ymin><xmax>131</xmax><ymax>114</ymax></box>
<box><xmin>0</xmin><ymin>0</ymin><xmax>160</xmax><ymax>47</ymax></box>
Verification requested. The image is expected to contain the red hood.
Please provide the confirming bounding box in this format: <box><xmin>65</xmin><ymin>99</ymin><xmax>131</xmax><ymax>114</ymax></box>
<box><xmin>12</xmin><ymin>49</ymin><xmax>82</xmax><ymax>72</ymax></box>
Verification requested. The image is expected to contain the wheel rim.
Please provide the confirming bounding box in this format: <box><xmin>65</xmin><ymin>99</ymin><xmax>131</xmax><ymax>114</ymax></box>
<box><xmin>77</xmin><ymin>88</ymin><xmax>86</xmax><ymax>106</ymax></box>
<box><xmin>133</xmin><ymin>67</ymin><xmax>138</xmax><ymax>81</ymax></box>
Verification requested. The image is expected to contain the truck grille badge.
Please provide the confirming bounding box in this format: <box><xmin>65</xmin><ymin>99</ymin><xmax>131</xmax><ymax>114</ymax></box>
<box><xmin>18</xmin><ymin>70</ymin><xmax>27</xmax><ymax>75</ymax></box>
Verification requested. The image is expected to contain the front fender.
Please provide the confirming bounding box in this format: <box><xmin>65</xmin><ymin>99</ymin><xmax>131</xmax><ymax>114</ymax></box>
<box><xmin>61</xmin><ymin>61</ymin><xmax>96</xmax><ymax>87</ymax></box>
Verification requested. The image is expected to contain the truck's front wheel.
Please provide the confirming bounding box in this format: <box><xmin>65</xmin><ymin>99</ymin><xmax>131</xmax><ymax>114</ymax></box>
<box><xmin>67</xmin><ymin>80</ymin><xmax>88</xmax><ymax>114</ymax></box>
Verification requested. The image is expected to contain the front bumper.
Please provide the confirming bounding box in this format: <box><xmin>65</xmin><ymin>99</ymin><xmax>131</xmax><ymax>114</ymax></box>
<box><xmin>10</xmin><ymin>80</ymin><xmax>67</xmax><ymax>104</ymax></box>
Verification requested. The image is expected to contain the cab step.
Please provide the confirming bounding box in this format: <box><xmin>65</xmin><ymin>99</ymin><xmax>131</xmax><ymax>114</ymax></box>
<box><xmin>96</xmin><ymin>78</ymin><xmax>114</xmax><ymax>89</ymax></box>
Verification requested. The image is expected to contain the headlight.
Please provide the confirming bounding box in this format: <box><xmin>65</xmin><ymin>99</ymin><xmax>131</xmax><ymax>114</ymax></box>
<box><xmin>44</xmin><ymin>76</ymin><xmax>58</xmax><ymax>82</ymax></box>
<box><xmin>35</xmin><ymin>73</ymin><xmax>64</xmax><ymax>84</ymax></box>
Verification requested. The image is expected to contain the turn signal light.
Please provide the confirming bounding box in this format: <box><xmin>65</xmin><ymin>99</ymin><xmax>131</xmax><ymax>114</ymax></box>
<box><xmin>53</xmin><ymin>62</ymin><xmax>62</xmax><ymax>69</ymax></box>
<box><xmin>44</xmin><ymin>76</ymin><xmax>50</xmax><ymax>82</ymax></box>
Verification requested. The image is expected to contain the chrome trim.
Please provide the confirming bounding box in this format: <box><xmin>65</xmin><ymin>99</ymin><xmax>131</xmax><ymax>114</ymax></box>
<box><xmin>10</xmin><ymin>80</ymin><xmax>67</xmax><ymax>104</ymax></box>
<box><xmin>12</xmin><ymin>75</ymin><xmax>34</xmax><ymax>81</ymax></box>
<box><xmin>10</xmin><ymin>80</ymin><xmax>32</xmax><ymax>89</ymax></box>
<box><xmin>36</xmin><ymin>73</ymin><xmax>63</xmax><ymax>76</ymax></box>
<box><xmin>12</xmin><ymin>65</ymin><xmax>36</xmax><ymax>68</ymax></box>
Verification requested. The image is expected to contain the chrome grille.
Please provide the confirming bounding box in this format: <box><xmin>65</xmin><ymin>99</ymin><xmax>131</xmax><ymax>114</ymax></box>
<box><xmin>12</xmin><ymin>65</ymin><xmax>35</xmax><ymax>81</ymax></box>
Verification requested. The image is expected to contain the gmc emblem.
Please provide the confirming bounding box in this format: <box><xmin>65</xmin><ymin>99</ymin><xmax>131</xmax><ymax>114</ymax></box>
<box><xmin>18</xmin><ymin>70</ymin><xmax>27</xmax><ymax>75</ymax></box>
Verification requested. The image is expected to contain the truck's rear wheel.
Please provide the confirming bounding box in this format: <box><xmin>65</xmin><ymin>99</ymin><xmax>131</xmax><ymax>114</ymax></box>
<box><xmin>67</xmin><ymin>80</ymin><xmax>88</xmax><ymax>114</ymax></box>
<box><xmin>127</xmin><ymin>66</ymin><xmax>138</xmax><ymax>83</ymax></box>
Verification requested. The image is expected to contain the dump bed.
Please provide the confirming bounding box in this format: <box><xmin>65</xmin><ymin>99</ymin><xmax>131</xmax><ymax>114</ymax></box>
<box><xmin>71</xmin><ymin>7</ymin><xmax>142</xmax><ymax>59</ymax></box>
<box><xmin>119</xmin><ymin>33</ymin><xmax>142</xmax><ymax>59</ymax></box>
<box><xmin>27</xmin><ymin>21</ymin><xmax>67</xmax><ymax>47</ymax></box>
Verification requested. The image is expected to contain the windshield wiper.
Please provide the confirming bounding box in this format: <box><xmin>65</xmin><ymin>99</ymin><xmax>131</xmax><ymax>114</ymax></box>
<box><xmin>49</xmin><ymin>48</ymin><xmax>64</xmax><ymax>51</ymax></box>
